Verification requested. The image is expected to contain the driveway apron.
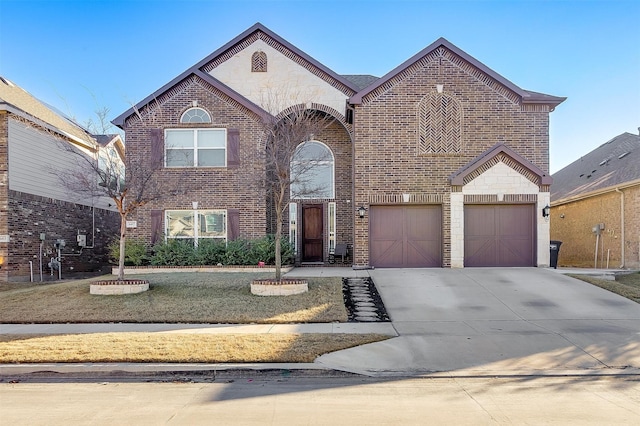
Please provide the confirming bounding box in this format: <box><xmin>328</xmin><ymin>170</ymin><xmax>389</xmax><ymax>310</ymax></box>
<box><xmin>315</xmin><ymin>268</ymin><xmax>640</xmax><ymax>377</ymax></box>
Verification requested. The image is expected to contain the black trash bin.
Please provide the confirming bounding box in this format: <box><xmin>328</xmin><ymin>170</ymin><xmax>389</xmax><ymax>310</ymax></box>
<box><xmin>549</xmin><ymin>240</ymin><xmax>562</xmax><ymax>269</ymax></box>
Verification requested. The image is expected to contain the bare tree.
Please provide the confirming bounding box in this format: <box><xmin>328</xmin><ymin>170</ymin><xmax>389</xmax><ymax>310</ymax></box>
<box><xmin>57</xmin><ymin>103</ymin><xmax>189</xmax><ymax>281</ymax></box>
<box><xmin>260</xmin><ymin>102</ymin><xmax>336</xmax><ymax>280</ymax></box>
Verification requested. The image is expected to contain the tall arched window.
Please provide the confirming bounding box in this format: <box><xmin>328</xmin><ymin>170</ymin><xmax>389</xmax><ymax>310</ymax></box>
<box><xmin>252</xmin><ymin>51</ymin><xmax>267</xmax><ymax>72</ymax></box>
<box><xmin>290</xmin><ymin>141</ymin><xmax>334</xmax><ymax>199</ymax></box>
<box><xmin>180</xmin><ymin>107</ymin><xmax>211</xmax><ymax>124</ymax></box>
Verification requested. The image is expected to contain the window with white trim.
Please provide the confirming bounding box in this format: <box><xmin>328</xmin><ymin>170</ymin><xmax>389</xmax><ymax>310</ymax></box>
<box><xmin>180</xmin><ymin>107</ymin><xmax>211</xmax><ymax>123</ymax></box>
<box><xmin>290</xmin><ymin>141</ymin><xmax>335</xmax><ymax>199</ymax></box>
<box><xmin>166</xmin><ymin>209</ymin><xmax>226</xmax><ymax>246</ymax></box>
<box><xmin>289</xmin><ymin>203</ymin><xmax>297</xmax><ymax>255</ymax></box>
<box><xmin>165</xmin><ymin>128</ymin><xmax>226</xmax><ymax>167</ymax></box>
<box><xmin>328</xmin><ymin>202</ymin><xmax>336</xmax><ymax>253</ymax></box>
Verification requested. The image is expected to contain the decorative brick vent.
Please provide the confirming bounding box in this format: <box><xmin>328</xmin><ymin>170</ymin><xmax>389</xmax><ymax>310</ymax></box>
<box><xmin>250</xmin><ymin>279</ymin><xmax>308</xmax><ymax>296</ymax></box>
<box><xmin>90</xmin><ymin>280</ymin><xmax>150</xmax><ymax>295</ymax></box>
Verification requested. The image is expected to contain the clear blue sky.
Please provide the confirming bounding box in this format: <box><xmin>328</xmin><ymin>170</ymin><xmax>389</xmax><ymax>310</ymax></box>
<box><xmin>1</xmin><ymin>0</ymin><xmax>638</xmax><ymax>173</ymax></box>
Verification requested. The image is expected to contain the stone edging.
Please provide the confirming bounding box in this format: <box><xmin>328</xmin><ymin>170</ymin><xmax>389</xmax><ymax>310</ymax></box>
<box><xmin>90</xmin><ymin>280</ymin><xmax>150</xmax><ymax>295</ymax></box>
<box><xmin>250</xmin><ymin>279</ymin><xmax>309</xmax><ymax>296</ymax></box>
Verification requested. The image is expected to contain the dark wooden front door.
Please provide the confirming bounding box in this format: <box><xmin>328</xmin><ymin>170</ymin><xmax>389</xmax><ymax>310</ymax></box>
<box><xmin>370</xmin><ymin>205</ymin><xmax>442</xmax><ymax>268</ymax></box>
<box><xmin>464</xmin><ymin>204</ymin><xmax>535</xmax><ymax>267</ymax></box>
<box><xmin>302</xmin><ymin>204</ymin><xmax>323</xmax><ymax>262</ymax></box>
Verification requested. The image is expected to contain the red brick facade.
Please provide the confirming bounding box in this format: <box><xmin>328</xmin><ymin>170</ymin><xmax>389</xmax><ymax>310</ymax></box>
<box><xmin>352</xmin><ymin>50</ymin><xmax>552</xmax><ymax>266</ymax></box>
<box><xmin>116</xmin><ymin>24</ymin><xmax>561</xmax><ymax>268</ymax></box>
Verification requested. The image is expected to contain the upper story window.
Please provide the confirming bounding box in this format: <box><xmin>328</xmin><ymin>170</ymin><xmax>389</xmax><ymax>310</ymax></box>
<box><xmin>418</xmin><ymin>92</ymin><xmax>461</xmax><ymax>154</ymax></box>
<box><xmin>180</xmin><ymin>107</ymin><xmax>211</xmax><ymax>124</ymax></box>
<box><xmin>290</xmin><ymin>141</ymin><xmax>334</xmax><ymax>199</ymax></box>
<box><xmin>165</xmin><ymin>128</ymin><xmax>226</xmax><ymax>167</ymax></box>
<box><xmin>251</xmin><ymin>51</ymin><xmax>267</xmax><ymax>72</ymax></box>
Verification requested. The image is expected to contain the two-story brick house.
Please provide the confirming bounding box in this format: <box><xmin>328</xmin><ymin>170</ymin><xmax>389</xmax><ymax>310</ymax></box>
<box><xmin>113</xmin><ymin>23</ymin><xmax>564</xmax><ymax>268</ymax></box>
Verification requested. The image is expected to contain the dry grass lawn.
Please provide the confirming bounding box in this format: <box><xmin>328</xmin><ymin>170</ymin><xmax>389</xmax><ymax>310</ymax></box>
<box><xmin>571</xmin><ymin>271</ymin><xmax>640</xmax><ymax>303</ymax></box>
<box><xmin>0</xmin><ymin>333</ymin><xmax>389</xmax><ymax>363</ymax></box>
<box><xmin>0</xmin><ymin>272</ymin><xmax>391</xmax><ymax>363</ymax></box>
<box><xmin>0</xmin><ymin>272</ymin><xmax>347</xmax><ymax>323</ymax></box>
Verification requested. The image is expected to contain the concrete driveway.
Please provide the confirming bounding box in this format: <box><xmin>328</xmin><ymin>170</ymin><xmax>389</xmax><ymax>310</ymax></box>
<box><xmin>314</xmin><ymin>268</ymin><xmax>640</xmax><ymax>377</ymax></box>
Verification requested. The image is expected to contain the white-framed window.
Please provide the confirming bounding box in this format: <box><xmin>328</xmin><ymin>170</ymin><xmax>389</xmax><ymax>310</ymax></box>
<box><xmin>180</xmin><ymin>107</ymin><xmax>211</xmax><ymax>123</ymax></box>
<box><xmin>328</xmin><ymin>202</ymin><xmax>336</xmax><ymax>253</ymax></box>
<box><xmin>290</xmin><ymin>140</ymin><xmax>335</xmax><ymax>199</ymax></box>
<box><xmin>289</xmin><ymin>203</ymin><xmax>297</xmax><ymax>255</ymax></box>
<box><xmin>166</xmin><ymin>209</ymin><xmax>226</xmax><ymax>246</ymax></box>
<box><xmin>165</xmin><ymin>128</ymin><xmax>226</xmax><ymax>167</ymax></box>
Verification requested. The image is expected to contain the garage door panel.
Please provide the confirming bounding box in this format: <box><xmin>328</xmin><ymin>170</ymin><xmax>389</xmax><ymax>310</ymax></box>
<box><xmin>464</xmin><ymin>206</ymin><xmax>496</xmax><ymax>237</ymax></box>
<box><xmin>370</xmin><ymin>240</ymin><xmax>403</xmax><ymax>267</ymax></box>
<box><xmin>370</xmin><ymin>205</ymin><xmax>442</xmax><ymax>268</ymax></box>
<box><xmin>465</xmin><ymin>204</ymin><xmax>535</xmax><ymax>267</ymax></box>
<box><xmin>465</xmin><ymin>239</ymin><xmax>498</xmax><ymax>266</ymax></box>
<box><xmin>406</xmin><ymin>240</ymin><xmax>441</xmax><ymax>267</ymax></box>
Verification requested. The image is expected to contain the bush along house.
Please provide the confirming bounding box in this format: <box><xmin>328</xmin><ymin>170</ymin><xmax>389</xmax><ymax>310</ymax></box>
<box><xmin>113</xmin><ymin>23</ymin><xmax>565</xmax><ymax>268</ymax></box>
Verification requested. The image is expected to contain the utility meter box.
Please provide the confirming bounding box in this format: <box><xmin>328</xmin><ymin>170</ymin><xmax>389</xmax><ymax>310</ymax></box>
<box><xmin>77</xmin><ymin>234</ymin><xmax>87</xmax><ymax>247</ymax></box>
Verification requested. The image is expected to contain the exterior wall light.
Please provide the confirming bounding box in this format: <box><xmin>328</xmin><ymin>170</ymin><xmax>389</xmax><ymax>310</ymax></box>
<box><xmin>542</xmin><ymin>204</ymin><xmax>550</xmax><ymax>218</ymax></box>
<box><xmin>357</xmin><ymin>206</ymin><xmax>367</xmax><ymax>218</ymax></box>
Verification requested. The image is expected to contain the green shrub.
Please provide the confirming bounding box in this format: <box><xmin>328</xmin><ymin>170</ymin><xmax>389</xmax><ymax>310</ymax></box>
<box><xmin>148</xmin><ymin>236</ymin><xmax>295</xmax><ymax>267</ymax></box>
<box><xmin>191</xmin><ymin>239</ymin><xmax>226</xmax><ymax>265</ymax></box>
<box><xmin>150</xmin><ymin>239</ymin><xmax>194</xmax><ymax>266</ymax></box>
<box><xmin>249</xmin><ymin>235</ymin><xmax>294</xmax><ymax>265</ymax></box>
<box><xmin>224</xmin><ymin>239</ymin><xmax>251</xmax><ymax>265</ymax></box>
<box><xmin>108</xmin><ymin>238</ymin><xmax>149</xmax><ymax>266</ymax></box>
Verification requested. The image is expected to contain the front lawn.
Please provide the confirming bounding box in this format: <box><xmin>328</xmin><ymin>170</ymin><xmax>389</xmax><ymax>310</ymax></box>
<box><xmin>570</xmin><ymin>271</ymin><xmax>640</xmax><ymax>303</ymax></box>
<box><xmin>0</xmin><ymin>272</ymin><xmax>395</xmax><ymax>364</ymax></box>
<box><xmin>0</xmin><ymin>272</ymin><xmax>348</xmax><ymax>324</ymax></box>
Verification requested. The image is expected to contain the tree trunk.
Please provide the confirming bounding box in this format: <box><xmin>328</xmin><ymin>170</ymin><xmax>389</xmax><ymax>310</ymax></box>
<box><xmin>118</xmin><ymin>214</ymin><xmax>127</xmax><ymax>281</ymax></box>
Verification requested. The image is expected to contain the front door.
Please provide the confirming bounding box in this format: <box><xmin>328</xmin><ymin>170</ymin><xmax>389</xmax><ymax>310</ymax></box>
<box><xmin>302</xmin><ymin>204</ymin><xmax>323</xmax><ymax>262</ymax></box>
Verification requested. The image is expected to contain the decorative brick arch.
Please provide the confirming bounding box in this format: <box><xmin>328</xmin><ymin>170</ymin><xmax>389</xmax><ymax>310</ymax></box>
<box><xmin>275</xmin><ymin>103</ymin><xmax>352</xmax><ymax>141</ymax></box>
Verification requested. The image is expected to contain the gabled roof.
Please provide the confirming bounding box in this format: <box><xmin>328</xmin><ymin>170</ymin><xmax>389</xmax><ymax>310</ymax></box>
<box><xmin>551</xmin><ymin>132</ymin><xmax>640</xmax><ymax>203</ymax></box>
<box><xmin>95</xmin><ymin>134</ymin><xmax>125</xmax><ymax>160</ymax></box>
<box><xmin>113</xmin><ymin>23</ymin><xmax>361</xmax><ymax>128</ymax></box>
<box><xmin>0</xmin><ymin>76</ymin><xmax>95</xmax><ymax>147</ymax></box>
<box><xmin>349</xmin><ymin>37</ymin><xmax>566</xmax><ymax>108</ymax></box>
<box><xmin>450</xmin><ymin>142</ymin><xmax>553</xmax><ymax>186</ymax></box>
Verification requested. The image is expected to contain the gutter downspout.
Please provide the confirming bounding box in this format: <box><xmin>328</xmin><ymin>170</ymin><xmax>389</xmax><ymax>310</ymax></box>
<box><xmin>615</xmin><ymin>188</ymin><xmax>625</xmax><ymax>268</ymax></box>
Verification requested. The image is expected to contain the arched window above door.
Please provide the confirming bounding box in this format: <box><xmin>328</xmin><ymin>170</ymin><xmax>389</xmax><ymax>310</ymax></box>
<box><xmin>290</xmin><ymin>141</ymin><xmax>334</xmax><ymax>199</ymax></box>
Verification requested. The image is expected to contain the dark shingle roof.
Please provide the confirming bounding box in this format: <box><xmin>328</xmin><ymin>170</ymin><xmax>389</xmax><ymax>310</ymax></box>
<box><xmin>551</xmin><ymin>132</ymin><xmax>640</xmax><ymax>203</ymax></box>
<box><xmin>340</xmin><ymin>75</ymin><xmax>379</xmax><ymax>91</ymax></box>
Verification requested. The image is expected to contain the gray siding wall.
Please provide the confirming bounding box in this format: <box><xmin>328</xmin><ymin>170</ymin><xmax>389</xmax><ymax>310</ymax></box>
<box><xmin>7</xmin><ymin>118</ymin><xmax>112</xmax><ymax>210</ymax></box>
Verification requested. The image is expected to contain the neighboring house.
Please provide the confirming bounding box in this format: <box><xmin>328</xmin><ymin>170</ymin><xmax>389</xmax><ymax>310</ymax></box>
<box><xmin>113</xmin><ymin>23</ymin><xmax>564</xmax><ymax>268</ymax></box>
<box><xmin>551</xmin><ymin>131</ymin><xmax>640</xmax><ymax>269</ymax></box>
<box><xmin>0</xmin><ymin>76</ymin><xmax>120</xmax><ymax>281</ymax></box>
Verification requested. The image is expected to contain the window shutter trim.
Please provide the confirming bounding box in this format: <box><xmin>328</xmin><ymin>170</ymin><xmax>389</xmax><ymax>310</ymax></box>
<box><xmin>228</xmin><ymin>209</ymin><xmax>240</xmax><ymax>241</ymax></box>
<box><xmin>150</xmin><ymin>210</ymin><xmax>163</xmax><ymax>245</ymax></box>
<box><xmin>227</xmin><ymin>129</ymin><xmax>240</xmax><ymax>168</ymax></box>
